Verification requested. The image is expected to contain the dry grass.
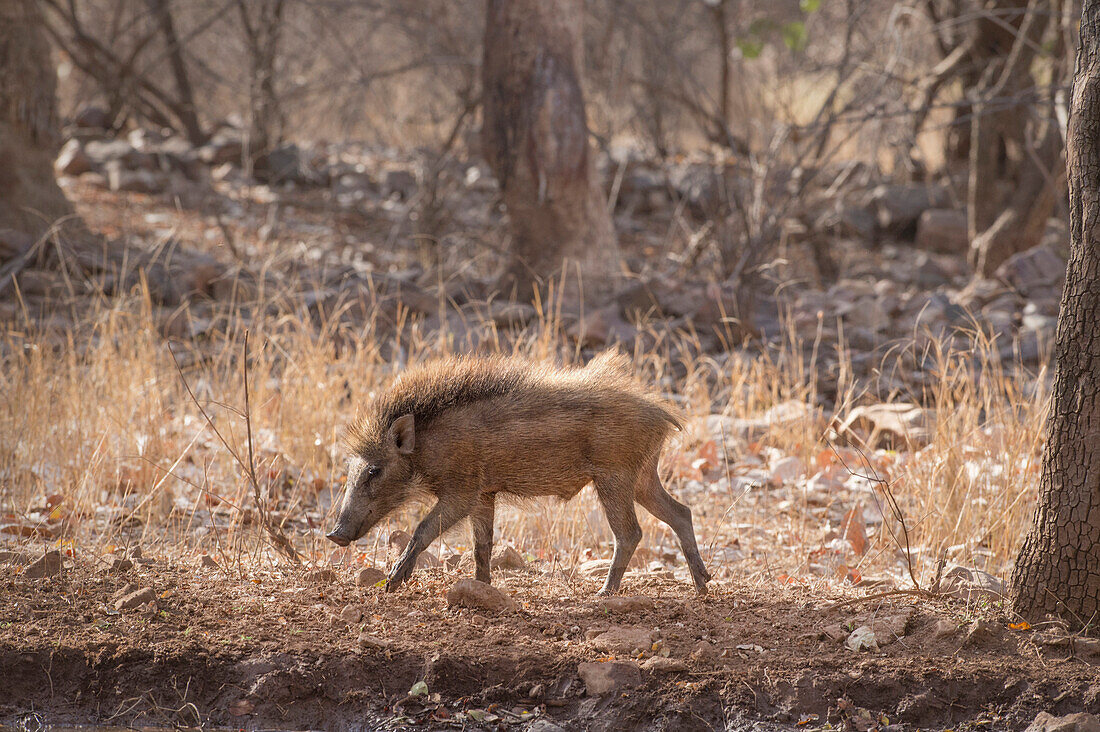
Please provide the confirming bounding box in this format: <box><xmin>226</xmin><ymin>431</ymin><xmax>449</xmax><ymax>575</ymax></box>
<box><xmin>0</xmin><ymin>277</ymin><xmax>1048</xmax><ymax>594</ymax></box>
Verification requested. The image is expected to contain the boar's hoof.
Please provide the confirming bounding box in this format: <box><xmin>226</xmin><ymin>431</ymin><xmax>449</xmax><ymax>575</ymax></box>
<box><xmin>326</xmin><ymin>530</ymin><xmax>351</xmax><ymax>547</ymax></box>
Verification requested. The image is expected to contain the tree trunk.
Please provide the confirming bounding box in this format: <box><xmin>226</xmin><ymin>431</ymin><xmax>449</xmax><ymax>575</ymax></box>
<box><xmin>145</xmin><ymin>0</ymin><xmax>206</xmax><ymax>145</ymax></box>
<box><xmin>0</xmin><ymin>0</ymin><xmax>75</xmax><ymax>246</ymax></box>
<box><xmin>482</xmin><ymin>0</ymin><xmax>619</xmax><ymax>301</ymax></box>
<box><xmin>967</xmin><ymin>0</ymin><xmax>1062</xmax><ymax>276</ymax></box>
<box><xmin>1010</xmin><ymin>0</ymin><xmax>1100</xmax><ymax>627</ymax></box>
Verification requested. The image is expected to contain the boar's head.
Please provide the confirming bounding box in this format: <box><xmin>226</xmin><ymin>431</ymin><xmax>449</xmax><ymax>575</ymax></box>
<box><xmin>326</xmin><ymin>413</ymin><xmax>416</xmax><ymax>546</ymax></box>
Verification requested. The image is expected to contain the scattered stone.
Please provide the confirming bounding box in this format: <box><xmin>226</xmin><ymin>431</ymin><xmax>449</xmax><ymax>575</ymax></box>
<box><xmin>23</xmin><ymin>550</ymin><xmax>62</xmax><ymax>578</ymax></box>
<box><xmin>995</xmin><ymin>245</ymin><xmax>1066</xmax><ymax>300</ymax></box>
<box><xmin>416</xmin><ymin>551</ymin><xmax>441</xmax><ymax>569</ymax></box>
<box><xmin>106</xmin><ymin>160</ymin><xmax>168</xmax><ymax>194</ymax></box>
<box><xmin>198</xmin><ymin>131</ymin><xmax>244</xmax><ymax>166</ymax></box>
<box><xmin>599</xmin><ymin>596</ymin><xmax>655</xmax><ymax>614</ymax></box>
<box><xmin>866</xmin><ymin>183</ymin><xmax>951</xmax><ymax>236</ymax></box>
<box><xmin>446</xmin><ymin>578</ymin><xmax>517</xmax><ymax>613</ymax></box>
<box><xmin>845</xmin><ymin>625</ymin><xmax>880</xmax><ymax>652</ymax></box>
<box><xmin>578</xmin><ymin>661</ymin><xmax>641</xmax><ymax>696</ymax></box>
<box><xmin>306</xmin><ymin>568</ymin><xmax>338</xmax><ymax>583</ymax></box>
<box><xmin>253</xmin><ymin>143</ymin><xmax>304</xmax><ymax>184</ymax></box>
<box><xmin>383</xmin><ymin>168</ymin><xmax>418</xmax><ymax>200</ymax></box>
<box><xmin>962</xmin><ymin>619</ymin><xmax>1008</xmax><ymax>649</ymax></box>
<box><xmin>115</xmin><ymin>587</ymin><xmax>157</xmax><ymax>611</ymax></box>
<box><xmin>870</xmin><ymin>608</ymin><xmax>914</xmax><ymax>646</ymax></box>
<box><xmin>526</xmin><ymin>719</ymin><xmax>567</xmax><ymax>732</ymax></box>
<box><xmin>491</xmin><ymin>546</ymin><xmax>527</xmax><ymax>571</ymax></box>
<box><xmin>641</xmin><ymin>656</ymin><xmax>686</xmax><ymax>672</ymax></box>
<box><xmin>358</xmin><ymin>632</ymin><xmax>393</xmax><ymax>651</ymax></box>
<box><xmin>838</xmin><ymin>403</ymin><xmax>936</xmax><ymax>449</ymax></box>
<box><xmin>932</xmin><ymin>618</ymin><xmax>958</xmax><ymax>639</ymax></box>
<box><xmin>727</xmin><ymin>401</ymin><xmax>818</xmax><ymax>441</ymax></box>
<box><xmin>589</xmin><ymin>626</ymin><xmax>656</xmax><ymax>654</ymax></box>
<box><xmin>356</xmin><ymin>567</ymin><xmax>387</xmax><ymax>586</ymax></box>
<box><xmin>113</xmin><ymin>583</ymin><xmax>139</xmax><ymax>600</ymax></box>
<box><xmin>689</xmin><ymin>639</ymin><xmax>717</xmax><ymax>662</ymax></box>
<box><xmin>106</xmin><ymin>556</ymin><xmax>133</xmax><ymax>574</ymax></box>
<box><xmin>0</xmin><ymin>550</ymin><xmax>31</xmax><ymax>566</ymax></box>
<box><xmin>339</xmin><ymin>604</ymin><xmax>363</xmax><ymax>623</ymax></box>
<box><xmin>55</xmin><ymin>139</ymin><xmax>93</xmax><ymax>176</ymax></box>
<box><xmin>198</xmin><ymin>554</ymin><xmax>219</xmax><ymax>569</ymax></box>
<box><xmin>486</xmin><ymin>301</ymin><xmax>537</xmax><ymax>327</ymax></box>
<box><xmin>939</xmin><ymin>565</ymin><xmax>1005</xmax><ymax>601</ymax></box>
<box><xmin>1025</xmin><ymin>712</ymin><xmax>1100</xmax><ymax>732</ymax></box>
<box><xmin>577</xmin><ymin>559</ymin><xmax>613</xmax><ymax>578</ymax></box>
<box><xmin>73</xmin><ymin>104</ymin><xmax>110</xmax><ymax>130</ymax></box>
<box><xmin>915</xmin><ymin>209</ymin><xmax>969</xmax><ymax>253</ymax></box>
<box><xmin>388</xmin><ymin>530</ymin><xmax>413</xmax><ymax>553</ymax></box>
<box><xmin>442</xmin><ymin>552</ymin><xmax>464</xmax><ymax>570</ymax></box>
<box><xmin>768</xmin><ymin>456</ymin><xmax>805</xmax><ymax>485</ymax></box>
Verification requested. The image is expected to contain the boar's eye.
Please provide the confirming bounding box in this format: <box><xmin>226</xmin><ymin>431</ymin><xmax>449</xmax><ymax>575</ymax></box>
<box><xmin>365</xmin><ymin>465</ymin><xmax>381</xmax><ymax>479</ymax></box>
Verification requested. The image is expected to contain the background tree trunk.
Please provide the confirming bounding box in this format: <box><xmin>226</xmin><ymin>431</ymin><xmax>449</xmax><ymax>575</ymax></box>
<box><xmin>482</xmin><ymin>0</ymin><xmax>619</xmax><ymax>301</ymax></box>
<box><xmin>0</xmin><ymin>0</ymin><xmax>76</xmax><ymax>245</ymax></box>
<box><xmin>1010</xmin><ymin>0</ymin><xmax>1100</xmax><ymax>626</ymax></box>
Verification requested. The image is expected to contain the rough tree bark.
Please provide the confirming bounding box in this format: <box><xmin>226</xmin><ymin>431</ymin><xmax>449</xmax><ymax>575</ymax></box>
<box><xmin>145</xmin><ymin>0</ymin><xmax>206</xmax><ymax>145</ymax></box>
<box><xmin>0</xmin><ymin>0</ymin><xmax>76</xmax><ymax>246</ymax></box>
<box><xmin>482</xmin><ymin>0</ymin><xmax>619</xmax><ymax>301</ymax></box>
<box><xmin>1010</xmin><ymin>0</ymin><xmax>1100</xmax><ymax>627</ymax></box>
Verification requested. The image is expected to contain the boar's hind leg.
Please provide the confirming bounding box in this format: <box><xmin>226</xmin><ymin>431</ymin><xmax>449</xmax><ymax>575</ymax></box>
<box><xmin>471</xmin><ymin>493</ymin><xmax>495</xmax><ymax>584</ymax></box>
<box><xmin>594</xmin><ymin>475</ymin><xmax>643</xmax><ymax>596</ymax></box>
<box><xmin>636</xmin><ymin>464</ymin><xmax>712</xmax><ymax>594</ymax></box>
<box><xmin>388</xmin><ymin>496</ymin><xmax>471</xmax><ymax>592</ymax></box>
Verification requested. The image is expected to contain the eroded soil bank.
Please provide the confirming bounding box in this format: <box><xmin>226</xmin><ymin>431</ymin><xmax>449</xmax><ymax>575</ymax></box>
<box><xmin>2</xmin><ymin>561</ymin><xmax>1098</xmax><ymax>731</ymax></box>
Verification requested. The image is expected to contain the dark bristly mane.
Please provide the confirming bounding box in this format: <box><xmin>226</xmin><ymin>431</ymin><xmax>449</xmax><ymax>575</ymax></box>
<box><xmin>343</xmin><ymin>355</ymin><xmax>536</xmax><ymax>453</ymax></box>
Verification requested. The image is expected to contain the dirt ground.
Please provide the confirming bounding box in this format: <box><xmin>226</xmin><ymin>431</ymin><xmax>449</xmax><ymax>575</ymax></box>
<box><xmin>2</xmin><ymin>556</ymin><xmax>1098</xmax><ymax>732</ymax></box>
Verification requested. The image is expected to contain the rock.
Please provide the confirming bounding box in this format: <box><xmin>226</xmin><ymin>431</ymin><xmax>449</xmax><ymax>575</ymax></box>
<box><xmin>383</xmin><ymin>169</ymin><xmax>418</xmax><ymax>200</ymax></box>
<box><xmin>55</xmin><ymin>139</ymin><xmax>93</xmax><ymax>176</ymax></box>
<box><xmin>198</xmin><ymin>131</ymin><xmax>244</xmax><ymax>165</ymax></box>
<box><xmin>1025</xmin><ymin>712</ymin><xmax>1100</xmax><ymax>732</ymax></box>
<box><xmin>115</xmin><ymin>587</ymin><xmax>157</xmax><ymax>611</ymax></box>
<box><xmin>85</xmin><ymin>139</ymin><xmax>156</xmax><ymax>169</ymax></box>
<box><xmin>589</xmin><ymin>626</ymin><xmax>656</xmax><ymax>654</ymax></box>
<box><xmin>356</xmin><ymin>567</ymin><xmax>387</xmax><ymax>586</ymax></box>
<box><xmin>446</xmin><ymin>578</ymin><xmax>517</xmax><ymax>613</ymax></box>
<box><xmin>578</xmin><ymin>661</ymin><xmax>641</xmax><ymax>696</ymax></box>
<box><xmin>106</xmin><ymin>556</ymin><xmax>133</xmax><ymax>574</ymax></box>
<box><xmin>526</xmin><ymin>719</ymin><xmax>567</xmax><ymax>732</ymax></box>
<box><xmin>689</xmin><ymin>639</ymin><xmax>717</xmax><ymax>662</ymax></box>
<box><xmin>198</xmin><ymin>554</ymin><xmax>219</xmax><ymax>569</ymax></box>
<box><xmin>845</xmin><ymin>625</ymin><xmax>880</xmax><ymax>652</ymax></box>
<box><xmin>73</xmin><ymin>104</ymin><xmax>110</xmax><ymax>129</ymax></box>
<box><xmin>838</xmin><ymin>403</ymin><xmax>935</xmax><ymax>449</ymax></box>
<box><xmin>598</xmin><ymin>596</ymin><xmax>655</xmax><ymax>614</ymax></box>
<box><xmin>728</xmin><ymin>401</ymin><xmax>818</xmax><ymax>441</ymax></box>
<box><xmin>994</xmin><ymin>245</ymin><xmax>1066</xmax><ymax>300</ymax></box>
<box><xmin>640</xmin><ymin>656</ymin><xmax>687</xmax><ymax>672</ymax></box>
<box><xmin>0</xmin><ymin>229</ymin><xmax>33</xmax><ymax>263</ymax></box>
<box><xmin>962</xmin><ymin>619</ymin><xmax>1007</xmax><ymax>649</ymax></box>
<box><xmin>915</xmin><ymin>209</ymin><xmax>969</xmax><ymax>253</ymax></box>
<box><xmin>939</xmin><ymin>565</ymin><xmax>1005</xmax><ymax>601</ymax></box>
<box><xmin>768</xmin><ymin>456</ymin><xmax>805</xmax><ymax>485</ymax></box>
<box><xmin>106</xmin><ymin>160</ymin><xmax>168</xmax><ymax>194</ymax></box>
<box><xmin>306</xmin><ymin>568</ymin><xmax>338</xmax><ymax>583</ymax></box>
<box><xmin>0</xmin><ymin>550</ymin><xmax>31</xmax><ymax>566</ymax></box>
<box><xmin>866</xmin><ymin>183</ymin><xmax>951</xmax><ymax>237</ymax></box>
<box><xmin>416</xmin><ymin>551</ymin><xmax>441</xmax><ymax>569</ymax></box>
<box><xmin>840</xmin><ymin>296</ymin><xmax>890</xmax><ymax>333</ymax></box>
<box><xmin>339</xmin><ymin>604</ymin><xmax>363</xmax><ymax>623</ymax></box>
<box><xmin>388</xmin><ymin>530</ymin><xmax>412</xmax><ymax>553</ymax></box>
<box><xmin>870</xmin><ymin>608</ymin><xmax>914</xmax><ymax>646</ymax></box>
<box><xmin>486</xmin><ymin>301</ymin><xmax>537</xmax><ymax>328</ymax></box>
<box><xmin>253</xmin><ymin>143</ymin><xmax>309</xmax><ymax>184</ymax></box>
<box><xmin>23</xmin><ymin>550</ymin><xmax>63</xmax><ymax>578</ymax></box>
<box><xmin>358</xmin><ymin>632</ymin><xmax>392</xmax><ymax>651</ymax></box>
<box><xmin>491</xmin><ymin>546</ymin><xmax>527</xmax><ymax>571</ymax></box>
<box><xmin>816</xmin><ymin>202</ymin><xmax>875</xmax><ymax>240</ymax></box>
<box><xmin>577</xmin><ymin>559</ymin><xmax>613</xmax><ymax>578</ymax></box>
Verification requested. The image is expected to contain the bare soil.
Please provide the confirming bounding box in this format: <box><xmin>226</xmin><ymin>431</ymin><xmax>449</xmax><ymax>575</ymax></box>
<box><xmin>2</xmin><ymin>559</ymin><xmax>1098</xmax><ymax>731</ymax></box>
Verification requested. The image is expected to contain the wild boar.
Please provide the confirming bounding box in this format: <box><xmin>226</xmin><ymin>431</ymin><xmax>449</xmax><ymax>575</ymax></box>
<box><xmin>326</xmin><ymin>351</ymin><xmax>711</xmax><ymax>595</ymax></box>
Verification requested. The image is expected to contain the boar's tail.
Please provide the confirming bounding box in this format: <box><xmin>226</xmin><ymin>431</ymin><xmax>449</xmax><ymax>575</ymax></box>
<box><xmin>650</xmin><ymin>400</ymin><xmax>685</xmax><ymax>431</ymax></box>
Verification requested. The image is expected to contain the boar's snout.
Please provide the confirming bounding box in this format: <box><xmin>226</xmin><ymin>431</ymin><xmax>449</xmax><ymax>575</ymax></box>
<box><xmin>326</xmin><ymin>529</ymin><xmax>353</xmax><ymax>547</ymax></box>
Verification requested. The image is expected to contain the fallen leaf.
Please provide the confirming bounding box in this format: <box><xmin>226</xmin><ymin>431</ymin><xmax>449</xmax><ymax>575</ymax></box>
<box><xmin>841</xmin><ymin>503</ymin><xmax>868</xmax><ymax>555</ymax></box>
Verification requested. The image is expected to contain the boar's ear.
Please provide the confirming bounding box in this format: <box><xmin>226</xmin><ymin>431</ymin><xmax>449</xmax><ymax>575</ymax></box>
<box><xmin>391</xmin><ymin>414</ymin><xmax>415</xmax><ymax>454</ymax></box>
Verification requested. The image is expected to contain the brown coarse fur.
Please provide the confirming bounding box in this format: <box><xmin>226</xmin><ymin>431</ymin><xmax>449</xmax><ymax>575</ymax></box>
<box><xmin>329</xmin><ymin>351</ymin><xmax>709</xmax><ymax>596</ymax></box>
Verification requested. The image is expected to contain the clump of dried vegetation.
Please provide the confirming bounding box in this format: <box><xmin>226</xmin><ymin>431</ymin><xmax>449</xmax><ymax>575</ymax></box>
<box><xmin>0</xmin><ymin>265</ymin><xmax>1048</xmax><ymax>594</ymax></box>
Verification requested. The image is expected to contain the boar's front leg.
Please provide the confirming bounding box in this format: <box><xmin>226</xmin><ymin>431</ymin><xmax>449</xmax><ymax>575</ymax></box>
<box><xmin>387</xmin><ymin>495</ymin><xmax>472</xmax><ymax>592</ymax></box>
<box><xmin>471</xmin><ymin>492</ymin><xmax>496</xmax><ymax>584</ymax></box>
<box><xmin>594</xmin><ymin>474</ymin><xmax>642</xmax><ymax>596</ymax></box>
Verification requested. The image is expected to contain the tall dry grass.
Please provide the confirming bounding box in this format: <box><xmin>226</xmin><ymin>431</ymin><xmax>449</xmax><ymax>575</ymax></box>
<box><xmin>0</xmin><ymin>279</ymin><xmax>1049</xmax><ymax>592</ymax></box>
